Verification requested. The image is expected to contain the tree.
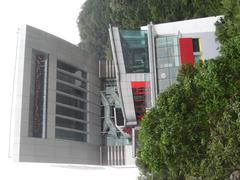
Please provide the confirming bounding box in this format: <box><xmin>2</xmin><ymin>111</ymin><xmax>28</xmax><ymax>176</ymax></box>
<box><xmin>146</xmin><ymin>0</ymin><xmax>222</xmax><ymax>23</ymax></box>
<box><xmin>216</xmin><ymin>0</ymin><xmax>240</xmax><ymax>44</ymax></box>
<box><xmin>138</xmin><ymin>63</ymin><xmax>209</xmax><ymax>179</ymax></box>
<box><xmin>199</xmin><ymin>36</ymin><xmax>240</xmax><ymax>179</ymax></box>
<box><xmin>137</xmin><ymin>36</ymin><xmax>240</xmax><ymax>179</ymax></box>
<box><xmin>77</xmin><ymin>0</ymin><xmax>112</xmax><ymax>60</ymax></box>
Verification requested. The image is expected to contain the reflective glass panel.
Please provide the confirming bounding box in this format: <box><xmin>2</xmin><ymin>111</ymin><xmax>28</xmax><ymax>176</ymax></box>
<box><xmin>119</xmin><ymin>30</ymin><xmax>149</xmax><ymax>73</ymax></box>
<box><xmin>155</xmin><ymin>35</ymin><xmax>180</xmax><ymax>92</ymax></box>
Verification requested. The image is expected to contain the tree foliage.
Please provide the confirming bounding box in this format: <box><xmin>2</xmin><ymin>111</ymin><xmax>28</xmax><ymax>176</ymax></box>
<box><xmin>216</xmin><ymin>0</ymin><xmax>240</xmax><ymax>44</ymax></box>
<box><xmin>136</xmin><ymin>1</ymin><xmax>240</xmax><ymax>178</ymax></box>
<box><xmin>77</xmin><ymin>0</ymin><xmax>222</xmax><ymax>59</ymax></box>
<box><xmin>138</xmin><ymin>36</ymin><xmax>240</xmax><ymax>179</ymax></box>
<box><xmin>77</xmin><ymin>0</ymin><xmax>112</xmax><ymax>59</ymax></box>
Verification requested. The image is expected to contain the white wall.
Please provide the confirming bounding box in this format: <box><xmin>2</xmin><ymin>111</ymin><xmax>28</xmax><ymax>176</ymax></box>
<box><xmin>141</xmin><ymin>16</ymin><xmax>222</xmax><ymax>35</ymax></box>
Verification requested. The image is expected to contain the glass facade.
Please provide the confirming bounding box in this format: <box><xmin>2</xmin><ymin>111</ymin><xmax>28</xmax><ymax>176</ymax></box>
<box><xmin>155</xmin><ymin>35</ymin><xmax>180</xmax><ymax>92</ymax></box>
<box><xmin>119</xmin><ymin>30</ymin><xmax>149</xmax><ymax>73</ymax></box>
<box><xmin>29</xmin><ymin>49</ymin><xmax>48</xmax><ymax>138</ymax></box>
<box><xmin>55</xmin><ymin>60</ymin><xmax>87</xmax><ymax>142</ymax></box>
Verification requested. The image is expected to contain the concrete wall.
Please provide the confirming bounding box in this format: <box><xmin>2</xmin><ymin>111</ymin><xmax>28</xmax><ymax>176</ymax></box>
<box><xmin>11</xmin><ymin>25</ymin><xmax>101</xmax><ymax>165</ymax></box>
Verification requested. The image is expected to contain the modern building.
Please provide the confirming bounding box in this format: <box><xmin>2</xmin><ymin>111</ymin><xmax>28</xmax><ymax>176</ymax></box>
<box><xmin>10</xmin><ymin>16</ymin><xmax>221</xmax><ymax>166</ymax></box>
<box><xmin>109</xmin><ymin>16</ymin><xmax>220</xmax><ymax>129</ymax></box>
<box><xmin>11</xmin><ymin>25</ymin><xmax>101</xmax><ymax>164</ymax></box>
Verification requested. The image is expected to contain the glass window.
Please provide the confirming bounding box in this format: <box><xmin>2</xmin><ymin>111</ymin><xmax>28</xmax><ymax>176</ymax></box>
<box><xmin>56</xmin><ymin>82</ymin><xmax>86</xmax><ymax>99</ymax></box>
<box><xmin>168</xmin><ymin>57</ymin><xmax>178</xmax><ymax>67</ymax></box>
<box><xmin>158</xmin><ymin>79</ymin><xmax>171</xmax><ymax>91</ymax></box>
<box><xmin>56</xmin><ymin>105</ymin><xmax>86</xmax><ymax>120</ymax></box>
<box><xmin>192</xmin><ymin>38</ymin><xmax>200</xmax><ymax>52</ymax></box>
<box><xmin>155</xmin><ymin>35</ymin><xmax>180</xmax><ymax>93</ymax></box>
<box><xmin>169</xmin><ymin>67</ymin><xmax>179</xmax><ymax>79</ymax></box>
<box><xmin>166</xmin><ymin>36</ymin><xmax>173</xmax><ymax>44</ymax></box>
<box><xmin>194</xmin><ymin>54</ymin><xmax>201</xmax><ymax>63</ymax></box>
<box><xmin>156</xmin><ymin>47</ymin><xmax>168</xmax><ymax>58</ymax></box>
<box><xmin>156</xmin><ymin>36</ymin><xmax>167</xmax><ymax>48</ymax></box>
<box><xmin>114</xmin><ymin>108</ymin><xmax>124</xmax><ymax>126</ymax></box>
<box><xmin>174</xmin><ymin>54</ymin><xmax>180</xmax><ymax>67</ymax></box>
<box><xmin>57</xmin><ymin>60</ymin><xmax>87</xmax><ymax>79</ymax></box>
<box><xmin>55</xmin><ymin>128</ymin><xmax>87</xmax><ymax>142</ymax></box>
<box><xmin>57</xmin><ymin>71</ymin><xmax>87</xmax><ymax>89</ymax></box>
<box><xmin>56</xmin><ymin>93</ymin><xmax>86</xmax><ymax>110</ymax></box>
<box><xmin>157</xmin><ymin>57</ymin><xmax>170</xmax><ymax>68</ymax></box>
<box><xmin>56</xmin><ymin>116</ymin><xmax>87</xmax><ymax>131</ymax></box>
<box><xmin>119</xmin><ymin>30</ymin><xmax>149</xmax><ymax>73</ymax></box>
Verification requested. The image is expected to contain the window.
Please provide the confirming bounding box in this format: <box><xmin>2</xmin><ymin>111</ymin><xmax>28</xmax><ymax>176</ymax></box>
<box><xmin>56</xmin><ymin>116</ymin><xmax>87</xmax><ymax>131</ymax></box>
<box><xmin>114</xmin><ymin>108</ymin><xmax>124</xmax><ymax>126</ymax></box>
<box><xmin>119</xmin><ymin>30</ymin><xmax>149</xmax><ymax>73</ymax></box>
<box><xmin>56</xmin><ymin>93</ymin><xmax>86</xmax><ymax>109</ymax></box>
<box><xmin>56</xmin><ymin>82</ymin><xmax>86</xmax><ymax>99</ymax></box>
<box><xmin>155</xmin><ymin>35</ymin><xmax>180</xmax><ymax>93</ymax></box>
<box><xmin>192</xmin><ymin>38</ymin><xmax>200</xmax><ymax>52</ymax></box>
<box><xmin>155</xmin><ymin>36</ymin><xmax>180</xmax><ymax>68</ymax></box>
<box><xmin>55</xmin><ymin>60</ymin><xmax>88</xmax><ymax>142</ymax></box>
<box><xmin>56</xmin><ymin>105</ymin><xmax>86</xmax><ymax>120</ymax></box>
<box><xmin>57</xmin><ymin>60</ymin><xmax>87</xmax><ymax>79</ymax></box>
<box><xmin>57</xmin><ymin>71</ymin><xmax>87</xmax><ymax>89</ymax></box>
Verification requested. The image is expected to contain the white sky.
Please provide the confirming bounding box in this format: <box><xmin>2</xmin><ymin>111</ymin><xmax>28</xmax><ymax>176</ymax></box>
<box><xmin>0</xmin><ymin>0</ymin><xmax>139</xmax><ymax>179</ymax></box>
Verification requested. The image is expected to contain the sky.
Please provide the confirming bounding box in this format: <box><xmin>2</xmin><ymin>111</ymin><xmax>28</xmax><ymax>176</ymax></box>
<box><xmin>0</xmin><ymin>0</ymin><xmax>139</xmax><ymax>179</ymax></box>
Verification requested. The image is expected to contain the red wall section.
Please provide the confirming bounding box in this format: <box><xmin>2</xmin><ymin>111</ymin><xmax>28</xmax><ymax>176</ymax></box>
<box><xmin>179</xmin><ymin>38</ymin><xmax>194</xmax><ymax>65</ymax></box>
<box><xmin>131</xmin><ymin>82</ymin><xmax>150</xmax><ymax>89</ymax></box>
<box><xmin>131</xmin><ymin>81</ymin><xmax>150</xmax><ymax>121</ymax></box>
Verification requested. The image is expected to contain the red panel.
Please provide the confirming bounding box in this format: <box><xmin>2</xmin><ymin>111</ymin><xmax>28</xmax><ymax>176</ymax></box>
<box><xmin>131</xmin><ymin>81</ymin><xmax>150</xmax><ymax>122</ymax></box>
<box><xmin>131</xmin><ymin>81</ymin><xmax>150</xmax><ymax>88</ymax></box>
<box><xmin>179</xmin><ymin>38</ymin><xmax>194</xmax><ymax>65</ymax></box>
